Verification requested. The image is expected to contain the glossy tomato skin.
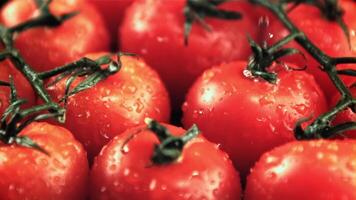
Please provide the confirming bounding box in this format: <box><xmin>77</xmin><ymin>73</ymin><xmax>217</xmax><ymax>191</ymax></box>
<box><xmin>182</xmin><ymin>61</ymin><xmax>328</xmax><ymax>179</ymax></box>
<box><xmin>120</xmin><ymin>0</ymin><xmax>259</xmax><ymax>108</ymax></box>
<box><xmin>266</xmin><ymin>2</ymin><xmax>356</xmax><ymax>98</ymax></box>
<box><xmin>0</xmin><ymin>0</ymin><xmax>110</xmax><ymax>72</ymax></box>
<box><xmin>46</xmin><ymin>53</ymin><xmax>170</xmax><ymax>162</ymax></box>
<box><xmin>90</xmin><ymin>124</ymin><xmax>241</xmax><ymax>200</ymax></box>
<box><xmin>330</xmin><ymin>87</ymin><xmax>356</xmax><ymax>138</ymax></box>
<box><xmin>87</xmin><ymin>0</ymin><xmax>134</xmax><ymax>47</ymax></box>
<box><xmin>245</xmin><ymin>140</ymin><xmax>356</xmax><ymax>200</ymax></box>
<box><xmin>0</xmin><ymin>60</ymin><xmax>35</xmax><ymax>116</ymax></box>
<box><xmin>0</xmin><ymin>122</ymin><xmax>89</xmax><ymax>200</ymax></box>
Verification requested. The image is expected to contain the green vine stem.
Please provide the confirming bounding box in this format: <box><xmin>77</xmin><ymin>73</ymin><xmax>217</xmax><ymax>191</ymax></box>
<box><xmin>251</xmin><ymin>0</ymin><xmax>356</xmax><ymax>138</ymax></box>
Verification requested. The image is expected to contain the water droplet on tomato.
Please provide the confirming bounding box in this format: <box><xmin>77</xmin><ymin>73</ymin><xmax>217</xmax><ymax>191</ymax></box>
<box><xmin>149</xmin><ymin>179</ymin><xmax>157</xmax><ymax>191</ymax></box>
<box><xmin>316</xmin><ymin>152</ymin><xmax>324</xmax><ymax>160</ymax></box>
<box><xmin>161</xmin><ymin>184</ymin><xmax>167</xmax><ymax>191</ymax></box>
<box><xmin>123</xmin><ymin>168</ymin><xmax>130</xmax><ymax>176</ymax></box>
<box><xmin>122</xmin><ymin>145</ymin><xmax>130</xmax><ymax>154</ymax></box>
<box><xmin>100</xmin><ymin>186</ymin><xmax>106</xmax><ymax>192</ymax></box>
<box><xmin>346</xmin><ymin>160</ymin><xmax>356</xmax><ymax>171</ymax></box>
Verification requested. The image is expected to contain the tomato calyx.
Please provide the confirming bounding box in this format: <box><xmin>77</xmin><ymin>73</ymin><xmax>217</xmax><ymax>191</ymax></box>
<box><xmin>145</xmin><ymin>118</ymin><xmax>200</xmax><ymax>165</ymax></box>
<box><xmin>183</xmin><ymin>0</ymin><xmax>242</xmax><ymax>45</ymax></box>
<box><xmin>246</xmin><ymin>33</ymin><xmax>305</xmax><ymax>83</ymax></box>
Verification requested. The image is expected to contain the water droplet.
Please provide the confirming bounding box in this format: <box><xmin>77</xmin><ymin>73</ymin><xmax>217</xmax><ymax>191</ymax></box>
<box><xmin>100</xmin><ymin>186</ymin><xmax>107</xmax><ymax>192</ymax></box>
<box><xmin>149</xmin><ymin>179</ymin><xmax>157</xmax><ymax>190</ymax></box>
<box><xmin>243</xmin><ymin>69</ymin><xmax>253</xmax><ymax>78</ymax></box>
<box><xmin>191</xmin><ymin>171</ymin><xmax>199</xmax><ymax>177</ymax></box>
<box><xmin>113</xmin><ymin>181</ymin><xmax>119</xmax><ymax>187</ymax></box>
<box><xmin>161</xmin><ymin>184</ymin><xmax>167</xmax><ymax>191</ymax></box>
<box><xmin>265</xmin><ymin>156</ymin><xmax>278</xmax><ymax>164</ymax></box>
<box><xmin>123</xmin><ymin>168</ymin><xmax>130</xmax><ymax>176</ymax></box>
<box><xmin>316</xmin><ymin>152</ymin><xmax>324</xmax><ymax>160</ymax></box>
<box><xmin>346</xmin><ymin>160</ymin><xmax>356</xmax><ymax>171</ymax></box>
<box><xmin>8</xmin><ymin>184</ymin><xmax>15</xmax><ymax>191</ymax></box>
<box><xmin>122</xmin><ymin>145</ymin><xmax>130</xmax><ymax>154</ymax></box>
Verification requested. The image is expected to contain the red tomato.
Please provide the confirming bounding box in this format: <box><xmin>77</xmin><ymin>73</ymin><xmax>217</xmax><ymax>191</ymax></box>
<box><xmin>330</xmin><ymin>86</ymin><xmax>356</xmax><ymax>138</ymax></box>
<box><xmin>245</xmin><ymin>140</ymin><xmax>356</xmax><ymax>200</ymax></box>
<box><xmin>182</xmin><ymin>61</ymin><xmax>328</xmax><ymax>179</ymax></box>
<box><xmin>46</xmin><ymin>53</ymin><xmax>170</xmax><ymax>161</ymax></box>
<box><xmin>0</xmin><ymin>60</ymin><xmax>35</xmax><ymax>116</ymax></box>
<box><xmin>120</xmin><ymin>0</ymin><xmax>260</xmax><ymax>108</ymax></box>
<box><xmin>86</xmin><ymin>0</ymin><xmax>134</xmax><ymax>47</ymax></box>
<box><xmin>0</xmin><ymin>0</ymin><xmax>110</xmax><ymax>72</ymax></box>
<box><xmin>0</xmin><ymin>122</ymin><xmax>89</xmax><ymax>200</ymax></box>
<box><xmin>266</xmin><ymin>1</ymin><xmax>356</xmax><ymax>98</ymax></box>
<box><xmin>90</xmin><ymin>123</ymin><xmax>241</xmax><ymax>200</ymax></box>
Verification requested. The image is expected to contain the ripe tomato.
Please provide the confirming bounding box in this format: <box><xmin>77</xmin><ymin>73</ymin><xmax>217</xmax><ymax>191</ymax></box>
<box><xmin>46</xmin><ymin>52</ymin><xmax>170</xmax><ymax>162</ymax></box>
<box><xmin>0</xmin><ymin>60</ymin><xmax>35</xmax><ymax>116</ymax></box>
<box><xmin>120</xmin><ymin>0</ymin><xmax>260</xmax><ymax>108</ymax></box>
<box><xmin>330</xmin><ymin>86</ymin><xmax>356</xmax><ymax>138</ymax></box>
<box><xmin>266</xmin><ymin>1</ymin><xmax>356</xmax><ymax>98</ymax></box>
<box><xmin>86</xmin><ymin>0</ymin><xmax>134</xmax><ymax>47</ymax></box>
<box><xmin>182</xmin><ymin>61</ymin><xmax>328</xmax><ymax>179</ymax></box>
<box><xmin>90</xmin><ymin>123</ymin><xmax>241</xmax><ymax>200</ymax></box>
<box><xmin>0</xmin><ymin>122</ymin><xmax>89</xmax><ymax>200</ymax></box>
<box><xmin>245</xmin><ymin>140</ymin><xmax>356</xmax><ymax>200</ymax></box>
<box><xmin>0</xmin><ymin>0</ymin><xmax>110</xmax><ymax>72</ymax></box>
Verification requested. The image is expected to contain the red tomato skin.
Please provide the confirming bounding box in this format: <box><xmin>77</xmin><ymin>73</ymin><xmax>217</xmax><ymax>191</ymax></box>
<box><xmin>266</xmin><ymin>2</ymin><xmax>356</xmax><ymax>99</ymax></box>
<box><xmin>86</xmin><ymin>0</ymin><xmax>134</xmax><ymax>46</ymax></box>
<box><xmin>120</xmin><ymin>0</ymin><xmax>259</xmax><ymax>107</ymax></box>
<box><xmin>46</xmin><ymin>53</ymin><xmax>170</xmax><ymax>161</ymax></box>
<box><xmin>90</xmin><ymin>124</ymin><xmax>241</xmax><ymax>200</ymax></box>
<box><xmin>0</xmin><ymin>60</ymin><xmax>35</xmax><ymax>116</ymax></box>
<box><xmin>330</xmin><ymin>87</ymin><xmax>356</xmax><ymax>138</ymax></box>
<box><xmin>182</xmin><ymin>61</ymin><xmax>328</xmax><ymax>179</ymax></box>
<box><xmin>0</xmin><ymin>122</ymin><xmax>89</xmax><ymax>200</ymax></box>
<box><xmin>245</xmin><ymin>140</ymin><xmax>356</xmax><ymax>200</ymax></box>
<box><xmin>0</xmin><ymin>0</ymin><xmax>110</xmax><ymax>72</ymax></box>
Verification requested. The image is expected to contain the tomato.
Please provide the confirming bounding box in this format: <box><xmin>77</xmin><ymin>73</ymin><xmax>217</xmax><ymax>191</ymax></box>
<box><xmin>0</xmin><ymin>0</ymin><xmax>110</xmax><ymax>72</ymax></box>
<box><xmin>0</xmin><ymin>59</ymin><xmax>35</xmax><ymax>116</ymax></box>
<box><xmin>87</xmin><ymin>0</ymin><xmax>134</xmax><ymax>47</ymax></box>
<box><xmin>120</xmin><ymin>0</ymin><xmax>260</xmax><ymax>108</ymax></box>
<box><xmin>245</xmin><ymin>140</ymin><xmax>356</xmax><ymax>200</ymax></box>
<box><xmin>46</xmin><ymin>52</ymin><xmax>170</xmax><ymax>162</ymax></box>
<box><xmin>330</xmin><ymin>86</ymin><xmax>356</xmax><ymax>138</ymax></box>
<box><xmin>182</xmin><ymin>61</ymin><xmax>328</xmax><ymax>179</ymax></box>
<box><xmin>90</xmin><ymin>123</ymin><xmax>241</xmax><ymax>200</ymax></box>
<box><xmin>266</xmin><ymin>1</ymin><xmax>356</xmax><ymax>98</ymax></box>
<box><xmin>0</xmin><ymin>122</ymin><xmax>89</xmax><ymax>200</ymax></box>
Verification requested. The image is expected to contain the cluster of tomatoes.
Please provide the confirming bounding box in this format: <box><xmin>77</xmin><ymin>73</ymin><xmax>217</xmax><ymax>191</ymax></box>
<box><xmin>0</xmin><ymin>0</ymin><xmax>355</xmax><ymax>199</ymax></box>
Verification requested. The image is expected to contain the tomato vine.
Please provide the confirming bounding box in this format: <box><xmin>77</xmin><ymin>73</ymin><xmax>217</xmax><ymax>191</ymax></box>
<box><xmin>250</xmin><ymin>0</ymin><xmax>356</xmax><ymax>139</ymax></box>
